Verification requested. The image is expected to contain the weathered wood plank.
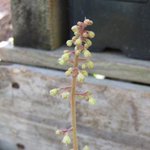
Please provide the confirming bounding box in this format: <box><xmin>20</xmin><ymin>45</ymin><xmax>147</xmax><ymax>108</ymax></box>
<box><xmin>0</xmin><ymin>64</ymin><xmax>150</xmax><ymax>149</ymax></box>
<box><xmin>0</xmin><ymin>46</ymin><xmax>150</xmax><ymax>84</ymax></box>
<box><xmin>0</xmin><ymin>112</ymin><xmax>145</xmax><ymax>150</ymax></box>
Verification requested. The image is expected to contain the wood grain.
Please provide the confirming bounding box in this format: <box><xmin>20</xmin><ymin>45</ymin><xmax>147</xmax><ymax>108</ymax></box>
<box><xmin>0</xmin><ymin>64</ymin><xmax>150</xmax><ymax>149</ymax></box>
<box><xmin>0</xmin><ymin>46</ymin><xmax>150</xmax><ymax>84</ymax></box>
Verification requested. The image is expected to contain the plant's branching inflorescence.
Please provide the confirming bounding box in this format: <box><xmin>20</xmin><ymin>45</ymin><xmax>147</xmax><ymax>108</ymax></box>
<box><xmin>50</xmin><ymin>19</ymin><xmax>96</xmax><ymax>150</ymax></box>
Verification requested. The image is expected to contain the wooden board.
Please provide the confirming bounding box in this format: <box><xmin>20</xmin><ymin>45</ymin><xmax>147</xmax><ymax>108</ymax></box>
<box><xmin>0</xmin><ymin>46</ymin><xmax>150</xmax><ymax>84</ymax></box>
<box><xmin>0</xmin><ymin>64</ymin><xmax>150</xmax><ymax>149</ymax></box>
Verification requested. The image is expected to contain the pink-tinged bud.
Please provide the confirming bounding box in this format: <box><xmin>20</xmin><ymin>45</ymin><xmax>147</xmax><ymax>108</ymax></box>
<box><xmin>83</xmin><ymin>32</ymin><xmax>89</xmax><ymax>38</ymax></box>
<box><xmin>84</xmin><ymin>19</ymin><xmax>93</xmax><ymax>25</ymax></box>
<box><xmin>77</xmin><ymin>21</ymin><xmax>82</xmax><ymax>26</ymax></box>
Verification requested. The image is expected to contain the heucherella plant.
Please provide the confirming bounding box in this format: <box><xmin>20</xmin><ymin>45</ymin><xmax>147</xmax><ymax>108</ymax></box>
<box><xmin>50</xmin><ymin>19</ymin><xmax>96</xmax><ymax>150</ymax></box>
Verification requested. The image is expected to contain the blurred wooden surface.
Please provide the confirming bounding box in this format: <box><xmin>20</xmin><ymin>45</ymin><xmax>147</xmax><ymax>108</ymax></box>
<box><xmin>0</xmin><ymin>0</ymin><xmax>12</xmax><ymax>41</ymax></box>
<box><xmin>0</xmin><ymin>64</ymin><xmax>150</xmax><ymax>150</ymax></box>
<box><xmin>11</xmin><ymin>0</ymin><xmax>68</xmax><ymax>50</ymax></box>
<box><xmin>0</xmin><ymin>46</ymin><xmax>150</xmax><ymax>84</ymax></box>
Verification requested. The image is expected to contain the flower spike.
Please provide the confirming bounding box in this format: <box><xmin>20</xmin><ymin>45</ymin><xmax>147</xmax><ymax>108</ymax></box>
<box><xmin>50</xmin><ymin>18</ymin><xmax>96</xmax><ymax>150</ymax></box>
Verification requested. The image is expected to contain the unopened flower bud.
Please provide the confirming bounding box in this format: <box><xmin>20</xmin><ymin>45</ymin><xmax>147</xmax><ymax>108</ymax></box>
<box><xmin>61</xmin><ymin>92</ymin><xmax>70</xmax><ymax>99</ymax></box>
<box><xmin>75</xmin><ymin>50</ymin><xmax>81</xmax><ymax>56</ymax></box>
<box><xmin>77</xmin><ymin>72</ymin><xmax>85</xmax><ymax>82</ymax></box>
<box><xmin>83</xmin><ymin>32</ymin><xmax>89</xmax><ymax>38</ymax></box>
<box><xmin>66</xmin><ymin>40</ymin><xmax>72</xmax><ymax>47</ymax></box>
<box><xmin>84</xmin><ymin>43</ymin><xmax>90</xmax><ymax>49</ymax></box>
<box><xmin>88</xmin><ymin>31</ymin><xmax>95</xmax><ymax>38</ymax></box>
<box><xmin>56</xmin><ymin>129</ymin><xmax>61</xmax><ymax>135</ymax></box>
<box><xmin>75</xmin><ymin>38</ymin><xmax>82</xmax><ymax>46</ymax></box>
<box><xmin>65</xmin><ymin>71</ymin><xmax>71</xmax><ymax>76</ymax></box>
<box><xmin>65</xmin><ymin>67</ymin><xmax>72</xmax><ymax>76</ymax></box>
<box><xmin>71</xmin><ymin>25</ymin><xmax>78</xmax><ymax>32</ymax></box>
<box><xmin>72</xmin><ymin>36</ymin><xmax>77</xmax><ymax>41</ymax></box>
<box><xmin>77</xmin><ymin>21</ymin><xmax>82</xmax><ymax>26</ymax></box>
<box><xmin>68</xmin><ymin>67</ymin><xmax>73</xmax><ymax>71</ymax></box>
<box><xmin>75</xmin><ymin>46</ymin><xmax>78</xmax><ymax>50</ymax></box>
<box><xmin>62</xmin><ymin>53</ymin><xmax>70</xmax><ymax>61</ymax></box>
<box><xmin>87</xmin><ymin>61</ymin><xmax>94</xmax><ymax>69</ymax></box>
<box><xmin>74</xmin><ymin>32</ymin><xmax>79</xmax><ymax>36</ymax></box>
<box><xmin>88</xmin><ymin>96</ymin><xmax>96</xmax><ymax>105</ymax></box>
<box><xmin>83</xmin><ymin>145</ymin><xmax>90</xmax><ymax>150</ymax></box>
<box><xmin>81</xmin><ymin>70</ymin><xmax>88</xmax><ymax>77</ymax></box>
<box><xmin>83</xmin><ymin>49</ymin><xmax>91</xmax><ymax>57</ymax></box>
<box><xmin>85</xmin><ymin>39</ymin><xmax>92</xmax><ymax>47</ymax></box>
<box><xmin>81</xmin><ymin>64</ymin><xmax>86</xmax><ymax>69</ymax></box>
<box><xmin>84</xmin><ymin>19</ymin><xmax>93</xmax><ymax>25</ymax></box>
<box><xmin>58</xmin><ymin>58</ymin><xmax>65</xmax><ymax>65</ymax></box>
<box><xmin>50</xmin><ymin>88</ymin><xmax>59</xmax><ymax>96</ymax></box>
<box><xmin>62</xmin><ymin>134</ymin><xmax>71</xmax><ymax>145</ymax></box>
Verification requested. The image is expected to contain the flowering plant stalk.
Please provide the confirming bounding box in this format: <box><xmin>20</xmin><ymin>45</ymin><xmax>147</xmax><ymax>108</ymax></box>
<box><xmin>50</xmin><ymin>19</ymin><xmax>96</xmax><ymax>150</ymax></box>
